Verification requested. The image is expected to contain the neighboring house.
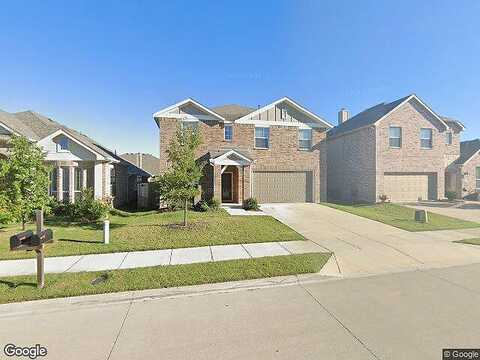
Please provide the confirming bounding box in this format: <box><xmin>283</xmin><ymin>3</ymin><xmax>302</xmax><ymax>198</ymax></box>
<box><xmin>153</xmin><ymin>97</ymin><xmax>332</xmax><ymax>205</ymax></box>
<box><xmin>0</xmin><ymin>109</ymin><xmax>149</xmax><ymax>208</ymax></box>
<box><xmin>448</xmin><ymin>139</ymin><xmax>480</xmax><ymax>199</ymax></box>
<box><xmin>120</xmin><ymin>153</ymin><xmax>160</xmax><ymax>176</ymax></box>
<box><xmin>327</xmin><ymin>94</ymin><xmax>465</xmax><ymax>203</ymax></box>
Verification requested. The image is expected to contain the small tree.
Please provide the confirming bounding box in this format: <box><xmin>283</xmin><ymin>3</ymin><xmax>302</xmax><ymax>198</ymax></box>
<box><xmin>0</xmin><ymin>136</ymin><xmax>51</xmax><ymax>229</ymax></box>
<box><xmin>156</xmin><ymin>126</ymin><xmax>205</xmax><ymax>226</ymax></box>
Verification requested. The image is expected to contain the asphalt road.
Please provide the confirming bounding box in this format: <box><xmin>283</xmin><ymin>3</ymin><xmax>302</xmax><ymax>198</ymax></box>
<box><xmin>1</xmin><ymin>263</ymin><xmax>480</xmax><ymax>360</ymax></box>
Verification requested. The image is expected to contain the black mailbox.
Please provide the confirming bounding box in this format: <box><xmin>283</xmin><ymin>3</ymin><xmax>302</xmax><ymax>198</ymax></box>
<box><xmin>10</xmin><ymin>231</ymin><xmax>34</xmax><ymax>251</ymax></box>
<box><xmin>10</xmin><ymin>229</ymin><xmax>53</xmax><ymax>251</ymax></box>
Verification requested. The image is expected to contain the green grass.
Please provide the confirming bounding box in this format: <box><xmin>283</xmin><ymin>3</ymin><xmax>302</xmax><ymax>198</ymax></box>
<box><xmin>0</xmin><ymin>253</ymin><xmax>331</xmax><ymax>304</ymax></box>
<box><xmin>322</xmin><ymin>203</ymin><xmax>480</xmax><ymax>232</ymax></box>
<box><xmin>454</xmin><ymin>238</ymin><xmax>480</xmax><ymax>246</ymax></box>
<box><xmin>0</xmin><ymin>209</ymin><xmax>304</xmax><ymax>260</ymax></box>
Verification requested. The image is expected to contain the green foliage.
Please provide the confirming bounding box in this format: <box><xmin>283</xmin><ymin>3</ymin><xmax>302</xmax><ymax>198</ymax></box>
<box><xmin>445</xmin><ymin>191</ymin><xmax>457</xmax><ymax>201</ymax></box>
<box><xmin>243</xmin><ymin>197</ymin><xmax>259</xmax><ymax>211</ymax></box>
<box><xmin>193</xmin><ymin>198</ymin><xmax>220</xmax><ymax>212</ymax></box>
<box><xmin>0</xmin><ymin>136</ymin><xmax>51</xmax><ymax>227</ymax></box>
<box><xmin>155</xmin><ymin>127</ymin><xmax>205</xmax><ymax>225</ymax></box>
<box><xmin>378</xmin><ymin>194</ymin><xmax>388</xmax><ymax>203</ymax></box>
<box><xmin>51</xmin><ymin>189</ymin><xmax>110</xmax><ymax>222</ymax></box>
<box><xmin>208</xmin><ymin>197</ymin><xmax>220</xmax><ymax>211</ymax></box>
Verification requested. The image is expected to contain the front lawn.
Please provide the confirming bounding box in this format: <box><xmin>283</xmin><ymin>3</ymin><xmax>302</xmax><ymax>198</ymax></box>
<box><xmin>0</xmin><ymin>209</ymin><xmax>304</xmax><ymax>260</ymax></box>
<box><xmin>322</xmin><ymin>203</ymin><xmax>480</xmax><ymax>232</ymax></box>
<box><xmin>454</xmin><ymin>238</ymin><xmax>480</xmax><ymax>246</ymax></box>
<box><xmin>0</xmin><ymin>252</ymin><xmax>331</xmax><ymax>304</ymax></box>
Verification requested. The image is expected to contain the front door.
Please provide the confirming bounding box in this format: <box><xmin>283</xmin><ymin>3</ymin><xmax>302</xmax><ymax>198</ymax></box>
<box><xmin>221</xmin><ymin>172</ymin><xmax>233</xmax><ymax>202</ymax></box>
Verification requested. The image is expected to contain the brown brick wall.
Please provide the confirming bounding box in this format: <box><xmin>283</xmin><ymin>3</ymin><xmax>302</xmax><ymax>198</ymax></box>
<box><xmin>157</xmin><ymin>117</ymin><xmax>327</xmax><ymax>203</ymax></box>
<box><xmin>459</xmin><ymin>158</ymin><xmax>480</xmax><ymax>198</ymax></box>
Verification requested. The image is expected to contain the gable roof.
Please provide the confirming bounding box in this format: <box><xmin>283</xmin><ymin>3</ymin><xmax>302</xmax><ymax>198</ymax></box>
<box><xmin>328</xmin><ymin>94</ymin><xmax>450</xmax><ymax>138</ymax></box>
<box><xmin>120</xmin><ymin>153</ymin><xmax>160</xmax><ymax>176</ymax></box>
<box><xmin>457</xmin><ymin>139</ymin><xmax>480</xmax><ymax>165</ymax></box>
<box><xmin>153</xmin><ymin>98</ymin><xmax>226</xmax><ymax>122</ymax></box>
<box><xmin>211</xmin><ymin>104</ymin><xmax>255</xmax><ymax>122</ymax></box>
<box><xmin>234</xmin><ymin>96</ymin><xmax>333</xmax><ymax>128</ymax></box>
<box><xmin>441</xmin><ymin>116</ymin><xmax>465</xmax><ymax>131</ymax></box>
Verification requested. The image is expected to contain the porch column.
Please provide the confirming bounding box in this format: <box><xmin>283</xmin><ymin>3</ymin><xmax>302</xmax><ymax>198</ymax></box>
<box><xmin>94</xmin><ymin>163</ymin><xmax>103</xmax><ymax>199</ymax></box>
<box><xmin>242</xmin><ymin>165</ymin><xmax>251</xmax><ymax>204</ymax></box>
<box><xmin>69</xmin><ymin>166</ymin><xmax>75</xmax><ymax>203</ymax></box>
<box><xmin>82</xmin><ymin>168</ymin><xmax>88</xmax><ymax>190</ymax></box>
<box><xmin>57</xmin><ymin>166</ymin><xmax>63</xmax><ymax>202</ymax></box>
<box><xmin>213</xmin><ymin>165</ymin><xmax>222</xmax><ymax>201</ymax></box>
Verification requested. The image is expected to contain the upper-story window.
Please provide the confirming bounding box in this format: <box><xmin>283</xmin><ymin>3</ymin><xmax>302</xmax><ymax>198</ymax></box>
<box><xmin>281</xmin><ymin>107</ymin><xmax>287</xmax><ymax>120</ymax></box>
<box><xmin>476</xmin><ymin>167</ymin><xmax>480</xmax><ymax>189</ymax></box>
<box><xmin>224</xmin><ymin>124</ymin><xmax>233</xmax><ymax>142</ymax></box>
<box><xmin>181</xmin><ymin>121</ymin><xmax>198</xmax><ymax>132</ymax></box>
<box><xmin>445</xmin><ymin>132</ymin><xmax>453</xmax><ymax>145</ymax></box>
<box><xmin>420</xmin><ymin>128</ymin><xmax>433</xmax><ymax>149</ymax></box>
<box><xmin>57</xmin><ymin>137</ymin><xmax>69</xmax><ymax>151</ymax></box>
<box><xmin>298</xmin><ymin>129</ymin><xmax>312</xmax><ymax>150</ymax></box>
<box><xmin>389</xmin><ymin>126</ymin><xmax>402</xmax><ymax>148</ymax></box>
<box><xmin>255</xmin><ymin>126</ymin><xmax>269</xmax><ymax>149</ymax></box>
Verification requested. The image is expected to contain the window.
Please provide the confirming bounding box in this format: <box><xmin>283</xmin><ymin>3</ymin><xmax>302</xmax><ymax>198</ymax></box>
<box><xmin>445</xmin><ymin>132</ymin><xmax>453</xmax><ymax>145</ymax></box>
<box><xmin>74</xmin><ymin>168</ymin><xmax>82</xmax><ymax>201</ymax></box>
<box><xmin>49</xmin><ymin>168</ymin><xmax>58</xmax><ymax>196</ymax></box>
<box><xmin>298</xmin><ymin>129</ymin><xmax>312</xmax><ymax>150</ymax></box>
<box><xmin>420</xmin><ymin>128</ymin><xmax>433</xmax><ymax>149</ymax></box>
<box><xmin>62</xmin><ymin>167</ymin><xmax>69</xmax><ymax>200</ymax></box>
<box><xmin>476</xmin><ymin>167</ymin><xmax>480</xmax><ymax>189</ymax></box>
<box><xmin>224</xmin><ymin>124</ymin><xmax>233</xmax><ymax>141</ymax></box>
<box><xmin>281</xmin><ymin>107</ymin><xmax>287</xmax><ymax>120</ymax></box>
<box><xmin>57</xmin><ymin>137</ymin><xmax>69</xmax><ymax>151</ymax></box>
<box><xmin>181</xmin><ymin>121</ymin><xmax>198</xmax><ymax>132</ymax></box>
<box><xmin>110</xmin><ymin>167</ymin><xmax>116</xmax><ymax>197</ymax></box>
<box><xmin>255</xmin><ymin>127</ymin><xmax>269</xmax><ymax>149</ymax></box>
<box><xmin>389</xmin><ymin>127</ymin><xmax>402</xmax><ymax>148</ymax></box>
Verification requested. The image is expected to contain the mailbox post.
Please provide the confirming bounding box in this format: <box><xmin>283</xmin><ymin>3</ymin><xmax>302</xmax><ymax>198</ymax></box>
<box><xmin>9</xmin><ymin>209</ymin><xmax>53</xmax><ymax>289</ymax></box>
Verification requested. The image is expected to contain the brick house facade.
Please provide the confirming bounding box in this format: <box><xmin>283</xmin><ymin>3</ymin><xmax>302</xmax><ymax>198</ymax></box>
<box><xmin>154</xmin><ymin>98</ymin><xmax>332</xmax><ymax>205</ymax></box>
<box><xmin>327</xmin><ymin>94</ymin><xmax>465</xmax><ymax>203</ymax></box>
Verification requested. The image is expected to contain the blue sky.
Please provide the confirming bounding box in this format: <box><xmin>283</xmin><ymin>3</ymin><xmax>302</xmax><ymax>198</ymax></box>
<box><xmin>1</xmin><ymin>0</ymin><xmax>479</xmax><ymax>155</ymax></box>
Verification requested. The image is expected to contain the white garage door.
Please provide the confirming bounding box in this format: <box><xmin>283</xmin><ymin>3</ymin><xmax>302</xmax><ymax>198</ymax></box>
<box><xmin>253</xmin><ymin>171</ymin><xmax>313</xmax><ymax>203</ymax></box>
<box><xmin>383</xmin><ymin>173</ymin><xmax>435</xmax><ymax>202</ymax></box>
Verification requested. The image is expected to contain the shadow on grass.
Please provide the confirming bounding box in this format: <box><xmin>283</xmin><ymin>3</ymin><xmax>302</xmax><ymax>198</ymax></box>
<box><xmin>46</xmin><ymin>221</ymin><xmax>126</xmax><ymax>231</ymax></box>
<box><xmin>58</xmin><ymin>238</ymin><xmax>103</xmax><ymax>244</ymax></box>
<box><xmin>0</xmin><ymin>280</ymin><xmax>37</xmax><ymax>289</ymax></box>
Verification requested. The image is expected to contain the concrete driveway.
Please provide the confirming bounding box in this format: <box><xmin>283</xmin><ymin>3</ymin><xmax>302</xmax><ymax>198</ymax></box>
<box><xmin>262</xmin><ymin>203</ymin><xmax>480</xmax><ymax>277</ymax></box>
<box><xmin>408</xmin><ymin>200</ymin><xmax>480</xmax><ymax>222</ymax></box>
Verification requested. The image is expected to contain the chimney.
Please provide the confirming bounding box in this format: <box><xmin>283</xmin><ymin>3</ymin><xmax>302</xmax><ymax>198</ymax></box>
<box><xmin>338</xmin><ymin>108</ymin><xmax>349</xmax><ymax>125</ymax></box>
<box><xmin>137</xmin><ymin>152</ymin><xmax>143</xmax><ymax>169</ymax></box>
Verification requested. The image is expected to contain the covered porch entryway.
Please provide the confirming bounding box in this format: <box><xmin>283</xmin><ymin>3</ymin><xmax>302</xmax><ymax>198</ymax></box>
<box><xmin>209</xmin><ymin>150</ymin><xmax>253</xmax><ymax>205</ymax></box>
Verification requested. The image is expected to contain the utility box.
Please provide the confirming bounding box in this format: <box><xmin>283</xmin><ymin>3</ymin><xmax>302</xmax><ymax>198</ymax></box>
<box><xmin>414</xmin><ymin>209</ymin><xmax>428</xmax><ymax>223</ymax></box>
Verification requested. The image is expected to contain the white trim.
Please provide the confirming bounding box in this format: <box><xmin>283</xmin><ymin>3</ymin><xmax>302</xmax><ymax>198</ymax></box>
<box><xmin>376</xmin><ymin>94</ymin><xmax>449</xmax><ymax>130</ymax></box>
<box><xmin>156</xmin><ymin>113</ymin><xmax>231</xmax><ymax>122</ymax></box>
<box><xmin>153</xmin><ymin>98</ymin><xmax>226</xmax><ymax>121</ymax></box>
<box><xmin>254</xmin><ymin>126</ymin><xmax>270</xmax><ymax>149</ymax></box>
<box><xmin>235</xmin><ymin>96</ymin><xmax>333</xmax><ymax>129</ymax></box>
<box><xmin>39</xmin><ymin>129</ymin><xmax>107</xmax><ymax>160</ymax></box>
<box><xmin>209</xmin><ymin>149</ymin><xmax>252</xmax><ymax>166</ymax></box>
<box><xmin>236</xmin><ymin>119</ymin><xmax>322</xmax><ymax>129</ymax></box>
<box><xmin>0</xmin><ymin>122</ymin><xmax>16</xmax><ymax>136</ymax></box>
<box><xmin>224</xmin><ymin>123</ymin><xmax>233</xmax><ymax>141</ymax></box>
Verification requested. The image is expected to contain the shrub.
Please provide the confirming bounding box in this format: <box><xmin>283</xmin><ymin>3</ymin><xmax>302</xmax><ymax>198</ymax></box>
<box><xmin>50</xmin><ymin>189</ymin><xmax>110</xmax><ymax>222</ymax></box>
<box><xmin>445</xmin><ymin>191</ymin><xmax>457</xmax><ymax>201</ymax></box>
<box><xmin>208</xmin><ymin>198</ymin><xmax>221</xmax><ymax>211</ymax></box>
<box><xmin>194</xmin><ymin>200</ymin><xmax>210</xmax><ymax>212</ymax></box>
<box><xmin>378</xmin><ymin>194</ymin><xmax>388</xmax><ymax>203</ymax></box>
<box><xmin>243</xmin><ymin>198</ymin><xmax>259</xmax><ymax>211</ymax></box>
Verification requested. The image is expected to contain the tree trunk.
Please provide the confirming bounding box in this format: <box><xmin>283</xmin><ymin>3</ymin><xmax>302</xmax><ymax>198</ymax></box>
<box><xmin>183</xmin><ymin>198</ymin><xmax>188</xmax><ymax>226</ymax></box>
<box><xmin>22</xmin><ymin>215</ymin><xmax>26</xmax><ymax>231</ymax></box>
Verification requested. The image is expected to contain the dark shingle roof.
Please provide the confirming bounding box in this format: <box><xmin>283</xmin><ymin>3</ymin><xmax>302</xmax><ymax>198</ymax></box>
<box><xmin>211</xmin><ymin>104</ymin><xmax>255</xmax><ymax>122</ymax></box>
<box><xmin>440</xmin><ymin>116</ymin><xmax>465</xmax><ymax>131</ymax></box>
<box><xmin>120</xmin><ymin>153</ymin><xmax>160</xmax><ymax>176</ymax></box>
<box><xmin>328</xmin><ymin>95</ymin><xmax>411</xmax><ymax>138</ymax></box>
<box><xmin>457</xmin><ymin>139</ymin><xmax>480</xmax><ymax>165</ymax></box>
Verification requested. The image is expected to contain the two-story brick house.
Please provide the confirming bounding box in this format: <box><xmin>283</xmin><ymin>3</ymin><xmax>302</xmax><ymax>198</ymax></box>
<box><xmin>327</xmin><ymin>94</ymin><xmax>465</xmax><ymax>203</ymax></box>
<box><xmin>153</xmin><ymin>97</ymin><xmax>332</xmax><ymax>205</ymax></box>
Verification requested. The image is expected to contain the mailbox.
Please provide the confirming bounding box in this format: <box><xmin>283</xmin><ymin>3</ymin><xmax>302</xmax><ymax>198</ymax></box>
<box><xmin>10</xmin><ymin>229</ymin><xmax>53</xmax><ymax>251</ymax></box>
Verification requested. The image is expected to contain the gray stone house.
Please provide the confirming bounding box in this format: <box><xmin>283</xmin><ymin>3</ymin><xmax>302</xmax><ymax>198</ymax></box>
<box><xmin>0</xmin><ymin>109</ymin><xmax>149</xmax><ymax>208</ymax></box>
<box><xmin>327</xmin><ymin>94</ymin><xmax>465</xmax><ymax>203</ymax></box>
<box><xmin>153</xmin><ymin>97</ymin><xmax>332</xmax><ymax>205</ymax></box>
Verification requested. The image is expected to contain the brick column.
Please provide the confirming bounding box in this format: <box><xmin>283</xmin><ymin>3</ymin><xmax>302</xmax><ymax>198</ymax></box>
<box><xmin>82</xmin><ymin>168</ymin><xmax>88</xmax><ymax>190</ymax></box>
<box><xmin>242</xmin><ymin>165</ymin><xmax>251</xmax><ymax>204</ymax></box>
<box><xmin>57</xmin><ymin>166</ymin><xmax>63</xmax><ymax>202</ymax></box>
<box><xmin>213</xmin><ymin>165</ymin><xmax>222</xmax><ymax>201</ymax></box>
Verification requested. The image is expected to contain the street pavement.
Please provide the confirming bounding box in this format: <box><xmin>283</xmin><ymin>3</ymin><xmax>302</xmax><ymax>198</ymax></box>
<box><xmin>1</xmin><ymin>263</ymin><xmax>479</xmax><ymax>360</ymax></box>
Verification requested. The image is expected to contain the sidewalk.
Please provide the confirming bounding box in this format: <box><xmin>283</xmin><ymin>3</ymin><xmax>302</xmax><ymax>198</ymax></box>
<box><xmin>0</xmin><ymin>240</ymin><xmax>329</xmax><ymax>277</ymax></box>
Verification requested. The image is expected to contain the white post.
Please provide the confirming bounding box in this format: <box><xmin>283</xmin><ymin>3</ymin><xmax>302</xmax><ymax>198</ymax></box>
<box><xmin>69</xmin><ymin>166</ymin><xmax>75</xmax><ymax>203</ymax></box>
<box><xmin>94</xmin><ymin>163</ymin><xmax>103</xmax><ymax>199</ymax></box>
<box><xmin>35</xmin><ymin>210</ymin><xmax>45</xmax><ymax>289</ymax></box>
<box><xmin>57</xmin><ymin>166</ymin><xmax>63</xmax><ymax>202</ymax></box>
<box><xmin>82</xmin><ymin>168</ymin><xmax>88</xmax><ymax>190</ymax></box>
<box><xmin>103</xmin><ymin>219</ymin><xmax>110</xmax><ymax>244</ymax></box>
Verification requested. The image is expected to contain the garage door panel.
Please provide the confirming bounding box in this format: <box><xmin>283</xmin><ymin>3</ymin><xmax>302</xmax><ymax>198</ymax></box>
<box><xmin>253</xmin><ymin>171</ymin><xmax>313</xmax><ymax>203</ymax></box>
<box><xmin>383</xmin><ymin>173</ymin><xmax>435</xmax><ymax>202</ymax></box>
